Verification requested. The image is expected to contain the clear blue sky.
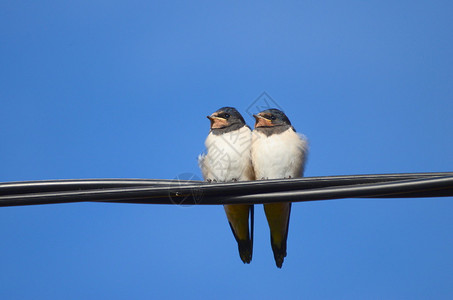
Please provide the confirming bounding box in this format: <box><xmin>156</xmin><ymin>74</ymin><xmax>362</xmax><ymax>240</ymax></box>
<box><xmin>1</xmin><ymin>1</ymin><xmax>453</xmax><ymax>299</ymax></box>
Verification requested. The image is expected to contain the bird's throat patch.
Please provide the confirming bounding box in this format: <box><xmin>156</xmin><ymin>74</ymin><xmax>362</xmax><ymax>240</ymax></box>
<box><xmin>255</xmin><ymin>117</ymin><xmax>273</xmax><ymax>128</ymax></box>
<box><xmin>255</xmin><ymin>125</ymin><xmax>292</xmax><ymax>136</ymax></box>
<box><xmin>208</xmin><ymin>116</ymin><xmax>228</xmax><ymax>129</ymax></box>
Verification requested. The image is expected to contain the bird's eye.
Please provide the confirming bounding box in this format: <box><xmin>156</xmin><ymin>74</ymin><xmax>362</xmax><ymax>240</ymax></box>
<box><xmin>270</xmin><ymin>115</ymin><xmax>276</xmax><ymax>120</ymax></box>
<box><xmin>224</xmin><ymin>113</ymin><xmax>230</xmax><ymax>119</ymax></box>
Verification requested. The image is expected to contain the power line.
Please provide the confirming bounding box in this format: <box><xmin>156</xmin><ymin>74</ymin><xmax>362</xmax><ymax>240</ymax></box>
<box><xmin>0</xmin><ymin>172</ymin><xmax>452</xmax><ymax>207</ymax></box>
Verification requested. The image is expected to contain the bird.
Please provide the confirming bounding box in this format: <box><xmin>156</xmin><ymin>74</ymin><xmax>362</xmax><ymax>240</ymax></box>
<box><xmin>198</xmin><ymin>107</ymin><xmax>255</xmax><ymax>264</ymax></box>
<box><xmin>251</xmin><ymin>108</ymin><xmax>308</xmax><ymax>268</ymax></box>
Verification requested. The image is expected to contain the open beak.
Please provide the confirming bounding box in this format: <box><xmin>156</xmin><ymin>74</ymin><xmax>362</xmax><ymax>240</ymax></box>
<box><xmin>253</xmin><ymin>114</ymin><xmax>273</xmax><ymax>128</ymax></box>
<box><xmin>207</xmin><ymin>115</ymin><xmax>228</xmax><ymax>129</ymax></box>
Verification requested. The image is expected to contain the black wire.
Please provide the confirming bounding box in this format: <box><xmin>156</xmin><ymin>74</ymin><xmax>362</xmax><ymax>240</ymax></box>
<box><xmin>0</xmin><ymin>178</ymin><xmax>198</xmax><ymax>195</ymax></box>
<box><xmin>0</xmin><ymin>172</ymin><xmax>452</xmax><ymax>207</ymax></box>
<box><xmin>2</xmin><ymin>172</ymin><xmax>450</xmax><ymax>195</ymax></box>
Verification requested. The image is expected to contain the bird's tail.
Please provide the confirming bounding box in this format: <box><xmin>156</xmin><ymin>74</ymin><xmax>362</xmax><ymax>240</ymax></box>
<box><xmin>264</xmin><ymin>202</ymin><xmax>292</xmax><ymax>268</ymax></box>
<box><xmin>224</xmin><ymin>204</ymin><xmax>254</xmax><ymax>264</ymax></box>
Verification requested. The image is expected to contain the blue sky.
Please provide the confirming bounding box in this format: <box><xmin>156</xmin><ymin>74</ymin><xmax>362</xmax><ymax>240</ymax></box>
<box><xmin>1</xmin><ymin>0</ymin><xmax>453</xmax><ymax>299</ymax></box>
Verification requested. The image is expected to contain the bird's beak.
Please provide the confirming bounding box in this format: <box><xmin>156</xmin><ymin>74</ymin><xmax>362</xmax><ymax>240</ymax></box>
<box><xmin>207</xmin><ymin>115</ymin><xmax>228</xmax><ymax>129</ymax></box>
<box><xmin>253</xmin><ymin>114</ymin><xmax>273</xmax><ymax>128</ymax></box>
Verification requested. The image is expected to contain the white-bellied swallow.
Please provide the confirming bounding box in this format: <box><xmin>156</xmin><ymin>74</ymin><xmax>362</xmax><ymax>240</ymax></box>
<box><xmin>199</xmin><ymin>107</ymin><xmax>255</xmax><ymax>264</ymax></box>
<box><xmin>251</xmin><ymin>108</ymin><xmax>308</xmax><ymax>268</ymax></box>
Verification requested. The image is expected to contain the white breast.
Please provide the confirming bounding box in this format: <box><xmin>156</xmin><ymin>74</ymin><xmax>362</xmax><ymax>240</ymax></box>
<box><xmin>251</xmin><ymin>128</ymin><xmax>308</xmax><ymax>179</ymax></box>
<box><xmin>199</xmin><ymin>126</ymin><xmax>254</xmax><ymax>182</ymax></box>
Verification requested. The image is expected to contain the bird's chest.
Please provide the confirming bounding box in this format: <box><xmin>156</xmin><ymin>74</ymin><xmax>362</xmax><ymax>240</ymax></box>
<box><xmin>204</xmin><ymin>128</ymin><xmax>252</xmax><ymax>181</ymax></box>
<box><xmin>205</xmin><ymin>129</ymin><xmax>251</xmax><ymax>161</ymax></box>
<box><xmin>252</xmin><ymin>130</ymin><xmax>301</xmax><ymax>178</ymax></box>
<box><xmin>252</xmin><ymin>133</ymin><xmax>290</xmax><ymax>161</ymax></box>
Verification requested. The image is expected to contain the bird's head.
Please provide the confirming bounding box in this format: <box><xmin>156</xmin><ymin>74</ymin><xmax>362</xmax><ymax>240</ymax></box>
<box><xmin>207</xmin><ymin>107</ymin><xmax>246</xmax><ymax>130</ymax></box>
<box><xmin>253</xmin><ymin>108</ymin><xmax>291</xmax><ymax>128</ymax></box>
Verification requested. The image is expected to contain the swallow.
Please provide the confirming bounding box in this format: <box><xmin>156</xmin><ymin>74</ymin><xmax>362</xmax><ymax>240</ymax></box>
<box><xmin>251</xmin><ymin>108</ymin><xmax>308</xmax><ymax>268</ymax></box>
<box><xmin>198</xmin><ymin>107</ymin><xmax>255</xmax><ymax>264</ymax></box>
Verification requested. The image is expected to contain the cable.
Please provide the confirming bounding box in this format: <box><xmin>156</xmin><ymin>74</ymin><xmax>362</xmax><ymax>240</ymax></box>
<box><xmin>0</xmin><ymin>172</ymin><xmax>452</xmax><ymax>207</ymax></box>
<box><xmin>0</xmin><ymin>178</ymin><xmax>197</xmax><ymax>195</ymax></box>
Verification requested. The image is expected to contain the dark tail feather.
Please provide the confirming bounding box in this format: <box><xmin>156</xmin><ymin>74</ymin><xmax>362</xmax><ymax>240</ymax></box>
<box><xmin>265</xmin><ymin>203</ymin><xmax>292</xmax><ymax>268</ymax></box>
<box><xmin>228</xmin><ymin>205</ymin><xmax>254</xmax><ymax>264</ymax></box>
<box><xmin>270</xmin><ymin>238</ymin><xmax>287</xmax><ymax>268</ymax></box>
<box><xmin>237</xmin><ymin>240</ymin><xmax>253</xmax><ymax>264</ymax></box>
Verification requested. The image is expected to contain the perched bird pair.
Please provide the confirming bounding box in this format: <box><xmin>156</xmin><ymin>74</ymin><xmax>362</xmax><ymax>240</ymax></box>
<box><xmin>199</xmin><ymin>107</ymin><xmax>308</xmax><ymax>268</ymax></box>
